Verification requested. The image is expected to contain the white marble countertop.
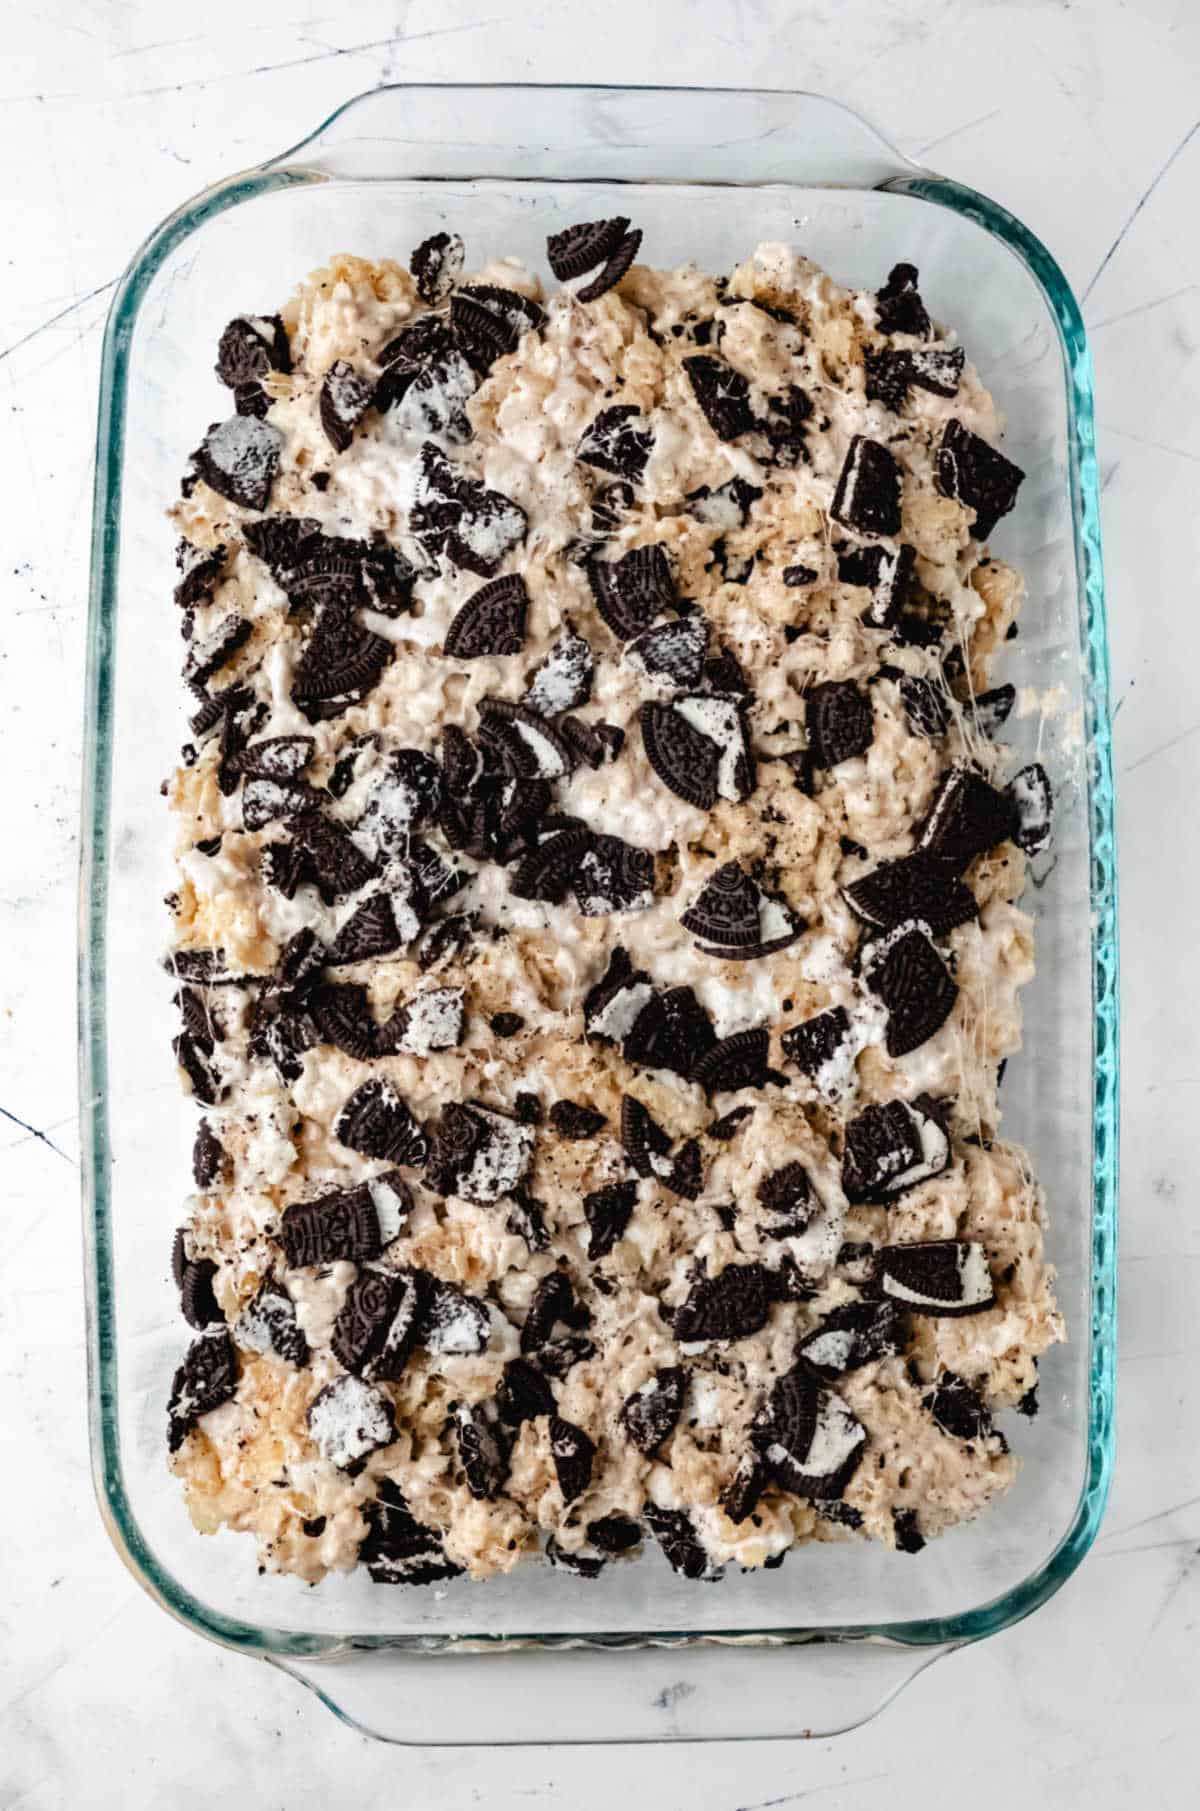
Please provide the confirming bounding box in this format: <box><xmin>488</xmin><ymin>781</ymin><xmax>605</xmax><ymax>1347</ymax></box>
<box><xmin>2</xmin><ymin>1</ymin><xmax>1196</xmax><ymax>1804</ymax></box>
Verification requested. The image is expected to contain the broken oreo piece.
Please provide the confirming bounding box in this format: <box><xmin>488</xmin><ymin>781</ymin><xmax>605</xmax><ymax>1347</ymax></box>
<box><xmin>583</xmin><ymin>1180</ymin><xmax>638</xmax><ymax>1260</ymax></box>
<box><xmin>215</xmin><ymin>314</ymin><xmax>290</xmax><ymax>391</ymax></box>
<box><xmin>721</xmin><ymin>1452</ymin><xmax>768</xmax><ymax>1524</ymax></box>
<box><xmin>899</xmin><ymin>675</ymin><xmax>950</xmax><ymax>741</ymax></box>
<box><xmin>620</xmin><ymin>1095</ymin><xmax>673</xmax><ymax>1179</ymax></box>
<box><xmin>1009</xmin><ymin>762</ymin><xmax>1053</xmax><ymax>855</ymax></box>
<box><xmin>626</xmin><ymin>614</ymin><xmax>709</xmax><ymax>688</ymax></box>
<box><xmin>623</xmin><ymin>984</ymin><xmax>716</xmax><ymax>1079</ymax></box>
<box><xmin>620</xmin><ymin>1367</ymin><xmax>685</xmax><ymax>1457</ymax></box>
<box><xmin>496</xmin><ymin>1357</ymin><xmax>556</xmax><ymax>1425</ymax></box>
<box><xmin>640</xmin><ymin>694</ymin><xmax>755</xmax><ymax>809</ymax></box>
<box><xmin>548</xmin><ymin>1415</ymin><xmax>595</xmax><ymax>1504</ymax></box>
<box><xmin>935</xmin><ymin>419</ymin><xmax>1025</xmax><ymax>540</ymax></box>
<box><xmin>843</xmin><ymin>849</ymin><xmax>978</xmax><ymax>936</ymax></box>
<box><xmin>973</xmin><ymin>683</ymin><xmax>1016</xmax><ymax>737</ymax></box>
<box><xmin>673</xmin><ymin>1262</ymin><xmax>772</xmax><ymax>1343</ymax></box>
<box><xmin>166</xmin><ymin>1329</ymin><xmax>238</xmax><ymax>1453</ymax></box>
<box><xmin>875</xmin><ymin>263</ymin><xmax>931</xmax><ymax>339</ymax></box>
<box><xmin>680</xmin><ymin>860</ymin><xmax>802</xmax><ymax>960</ymax></box>
<box><xmin>684</xmin><ymin>354</ymin><xmax>757</xmax><ymax>440</ymax></box>
<box><xmin>926</xmin><ymin>1371</ymin><xmax>996</xmax><ymax>1441</ymax></box>
<box><xmin>587</xmin><ymin>543</ymin><xmax>676</xmax><ymax>642</ymax></box>
<box><xmin>424</xmin><ymin>1102</ymin><xmax>534</xmax><ymax>1204</ymax></box>
<box><xmin>332</xmin><ymin>1266</ymin><xmax>408</xmax><ymax>1376</ymax></box>
<box><xmin>334</xmin><ymin>1080</ymin><xmax>427</xmax><ymax>1167</ymax></box>
<box><xmin>520</xmin><ymin>1270</ymin><xmax>589</xmax><ymax>1355</ymax></box>
<box><xmin>174</xmin><ymin>538</ymin><xmax>226</xmax><ymax>610</ymax></box>
<box><xmin>831</xmin><ymin>437</ymin><xmax>902</xmax><ymax>539</ymax></box>
<box><xmin>319</xmin><ymin>360</ymin><xmax>374</xmax><ymax>454</ymax></box>
<box><xmin>279</xmin><ymin>1182</ymin><xmax>384</xmax><ymax>1268</ymax></box>
<box><xmin>841</xmin><ymin>1098</ymin><xmax>949</xmax><ymax>1203</ymax></box>
<box><xmin>410</xmin><ymin>230</ymin><xmax>465</xmax><ymax>304</ymax></box>
<box><xmin>179</xmin><ymin>1258</ymin><xmax>221</xmax><ymax>1330</ymax></box>
<box><xmin>235</xmin><ymin>1283</ymin><xmax>309</xmax><ymax>1368</ymax></box>
<box><xmin>547</xmin><ymin>216</ymin><xmax>629</xmax><ymax>281</ymax></box>
<box><xmin>360</xmin><ymin>1479</ymin><xmax>464</xmax><ymax>1586</ymax></box>
<box><xmin>795</xmin><ymin>1298</ymin><xmax>904</xmax><ymax>1377</ymax></box>
<box><xmin>781</xmin><ymin>1008</ymin><xmax>853</xmax><ymax>1092</ymax></box>
<box><xmin>756</xmin><ymin>1161</ymin><xmax>816</xmax><ymax>1238</ymax></box>
<box><xmin>880</xmin><ymin>1241</ymin><xmax>996</xmax><ymax>1316</ymax></box>
<box><xmin>751</xmin><ymin>1368</ymin><xmax>867</xmax><ymax>1500</ymax></box>
<box><xmin>450</xmin><ymin>1402</ymin><xmax>509</xmax><ymax>1501</ymax></box>
<box><xmin>575</xmin><ymin>227</ymin><xmax>642</xmax><ymax>303</ymax></box>
<box><xmin>573</xmin><ymin>834</ymin><xmax>655</xmax><ymax>918</ymax></box>
<box><xmin>582</xmin><ymin>946</ymin><xmax>655</xmax><ymax>1047</ymax></box>
<box><xmin>692</xmin><ymin>1028</ymin><xmax>771</xmax><ymax>1096</ymax></box>
<box><xmin>863</xmin><ymin>925</ymin><xmax>958</xmax><ymax>1058</ymax></box>
<box><xmin>525</xmin><ymin>624</ymin><xmax>594</xmax><ymax>716</ymax></box>
<box><xmin>806</xmin><ymin>681</ymin><xmax>874</xmax><ymax>768</ymax></box>
<box><xmin>443</xmin><ymin>572</ymin><xmax>528</xmax><ymax>658</ymax></box>
<box><xmin>308</xmin><ymin>1374</ymin><xmax>395</xmax><ymax>1472</ymax></box>
<box><xmin>644</xmin><ymin>1505</ymin><xmax>723</xmax><ymax>1580</ymax></box>
<box><xmin>587</xmin><ymin>1513</ymin><xmax>643</xmax><ymax>1554</ymax></box>
<box><xmin>192</xmin><ymin>1120</ymin><xmax>226</xmax><ymax>1189</ymax></box>
<box><xmin>918</xmin><ymin>764</ymin><xmax>1018</xmax><ymax>864</ymax></box>
<box><xmin>549</xmin><ymin>1100</ymin><xmax>606</xmax><ymax>1140</ymax></box>
<box><xmin>839</xmin><ymin>541</ymin><xmax>915</xmax><ymax>630</ymax></box>
<box><xmin>577</xmin><ymin>404</ymin><xmax>653</xmax><ymax>482</ymax></box>
<box><xmin>411</xmin><ymin>442</ymin><xmax>527</xmax><ymax>577</ymax></box>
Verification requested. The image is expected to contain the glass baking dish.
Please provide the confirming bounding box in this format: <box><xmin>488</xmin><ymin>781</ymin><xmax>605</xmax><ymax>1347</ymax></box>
<box><xmin>80</xmin><ymin>84</ymin><xmax>1118</xmax><ymax>1744</ymax></box>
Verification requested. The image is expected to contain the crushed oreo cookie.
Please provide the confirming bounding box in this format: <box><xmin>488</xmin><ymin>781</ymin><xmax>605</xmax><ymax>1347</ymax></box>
<box><xmin>334</xmin><ymin>1080</ymin><xmax>427</xmax><ymax>1167</ymax></box>
<box><xmin>411</xmin><ymin>441</ymin><xmax>527</xmax><ymax>576</ymax></box>
<box><xmin>308</xmin><ymin>1373</ymin><xmax>396</xmax><ymax>1472</ymax></box>
<box><xmin>167</xmin><ymin>1328</ymin><xmax>238</xmax><ymax>1453</ymax></box>
<box><xmin>360</xmin><ymin>1478</ymin><xmax>463</xmax><ymax>1586</ymax></box>
<box><xmin>875</xmin><ymin>263</ymin><xmax>931</xmax><ymax>339</ymax></box>
<box><xmin>831</xmin><ymin>436</ymin><xmax>902</xmax><ymax>538</ymax></box>
<box><xmin>626</xmin><ymin>613</ymin><xmax>709</xmax><ymax>688</ymax></box>
<box><xmin>319</xmin><ymin>360</ymin><xmax>374</xmax><ymax>453</ymax></box>
<box><xmin>684</xmin><ymin>354</ymin><xmax>757</xmax><ymax>440</ymax></box>
<box><xmin>583</xmin><ymin>1180</ymin><xmax>638</xmax><ymax>1260</ymax></box>
<box><xmin>1009</xmin><ymin>762</ymin><xmax>1053</xmax><ymax>855</ymax></box>
<box><xmin>926</xmin><ymin>1371</ymin><xmax>997</xmax><ymax>1442</ymax></box>
<box><xmin>644</xmin><ymin>1504</ymin><xmax>723</xmax><ymax>1580</ymax></box>
<box><xmin>549</xmin><ymin>1100</ymin><xmax>607</xmax><ymax>1140</ymax></box>
<box><xmin>640</xmin><ymin>694</ymin><xmax>755</xmax><ymax>808</ymax></box>
<box><xmin>235</xmin><ymin>1283</ymin><xmax>309</xmax><ymax>1368</ymax></box>
<box><xmin>681</xmin><ymin>860</ymin><xmax>802</xmax><ymax>959</ymax></box>
<box><xmin>843</xmin><ymin>849</ymin><xmax>978</xmax><ymax>935</ymax></box>
<box><xmin>795</xmin><ymin>1298</ymin><xmax>904</xmax><ymax>1377</ymax></box>
<box><xmin>577</xmin><ymin>404</ymin><xmax>653</xmax><ymax>482</ymax></box>
<box><xmin>752</xmin><ymin>1368</ymin><xmax>867</xmax><ymax>1500</ymax></box>
<box><xmin>918</xmin><ymin>764</ymin><xmax>1019</xmax><ymax>864</ymax></box>
<box><xmin>841</xmin><ymin>1098</ymin><xmax>949</xmax><ymax>1203</ymax></box>
<box><xmin>692</xmin><ymin>1027</ymin><xmax>772</xmax><ymax>1096</ymax></box>
<box><xmin>806</xmin><ymin>680</ymin><xmax>874</xmax><ymax>768</ymax></box>
<box><xmin>587</xmin><ymin>543</ymin><xmax>675</xmax><ymax>642</ymax></box>
<box><xmin>524</xmin><ymin>624</ymin><xmax>594</xmax><ymax>715</ymax></box>
<box><xmin>674</xmin><ymin>1261</ymin><xmax>772</xmax><ymax>1343</ymax></box>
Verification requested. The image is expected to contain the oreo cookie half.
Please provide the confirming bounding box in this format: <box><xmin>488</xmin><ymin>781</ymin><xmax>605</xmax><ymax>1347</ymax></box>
<box><xmin>681</xmin><ymin>860</ymin><xmax>802</xmax><ymax>960</ymax></box>
<box><xmin>292</xmin><ymin>605</ymin><xmax>393</xmax><ymax>720</ymax></box>
<box><xmin>692</xmin><ymin>1028</ymin><xmax>772</xmax><ymax>1096</ymax></box>
<box><xmin>880</xmin><ymin>1241</ymin><xmax>996</xmax><ymax>1316</ymax></box>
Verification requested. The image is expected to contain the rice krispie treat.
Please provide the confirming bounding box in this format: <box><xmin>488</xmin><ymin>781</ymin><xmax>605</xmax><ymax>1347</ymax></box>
<box><xmin>163</xmin><ymin>218</ymin><xmax>1062</xmax><ymax>1588</ymax></box>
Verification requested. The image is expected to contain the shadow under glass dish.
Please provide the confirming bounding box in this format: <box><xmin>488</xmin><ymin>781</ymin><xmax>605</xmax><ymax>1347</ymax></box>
<box><xmin>80</xmin><ymin>84</ymin><xmax>1117</xmax><ymax>1743</ymax></box>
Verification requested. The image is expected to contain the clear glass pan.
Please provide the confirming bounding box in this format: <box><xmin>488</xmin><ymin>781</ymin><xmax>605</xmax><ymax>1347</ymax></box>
<box><xmin>80</xmin><ymin>84</ymin><xmax>1118</xmax><ymax>1743</ymax></box>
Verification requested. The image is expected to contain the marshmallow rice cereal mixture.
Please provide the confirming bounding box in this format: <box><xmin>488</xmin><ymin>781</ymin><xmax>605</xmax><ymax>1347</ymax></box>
<box><xmin>163</xmin><ymin>218</ymin><xmax>1063</xmax><ymax>1589</ymax></box>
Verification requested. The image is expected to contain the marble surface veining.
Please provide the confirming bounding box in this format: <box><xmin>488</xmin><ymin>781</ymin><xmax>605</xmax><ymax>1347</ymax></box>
<box><xmin>1</xmin><ymin>2</ymin><xmax>1197</xmax><ymax>1806</ymax></box>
